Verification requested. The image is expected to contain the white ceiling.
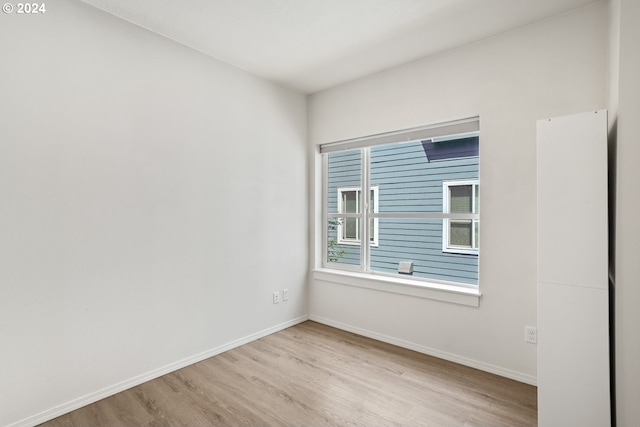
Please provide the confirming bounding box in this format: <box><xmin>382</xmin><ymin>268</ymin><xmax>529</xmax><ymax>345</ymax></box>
<box><xmin>81</xmin><ymin>0</ymin><xmax>597</xmax><ymax>94</ymax></box>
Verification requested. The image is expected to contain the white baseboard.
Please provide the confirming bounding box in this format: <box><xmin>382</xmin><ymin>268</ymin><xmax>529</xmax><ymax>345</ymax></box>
<box><xmin>11</xmin><ymin>315</ymin><xmax>309</xmax><ymax>427</ymax></box>
<box><xmin>309</xmin><ymin>314</ymin><xmax>537</xmax><ymax>386</ymax></box>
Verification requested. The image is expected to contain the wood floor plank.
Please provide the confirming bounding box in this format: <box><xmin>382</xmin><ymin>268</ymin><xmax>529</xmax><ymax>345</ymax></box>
<box><xmin>39</xmin><ymin>321</ymin><xmax>537</xmax><ymax>427</ymax></box>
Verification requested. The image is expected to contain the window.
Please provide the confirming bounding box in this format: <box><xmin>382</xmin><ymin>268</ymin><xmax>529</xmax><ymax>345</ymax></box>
<box><xmin>443</xmin><ymin>180</ymin><xmax>479</xmax><ymax>254</ymax></box>
<box><xmin>337</xmin><ymin>187</ymin><xmax>379</xmax><ymax>245</ymax></box>
<box><xmin>322</xmin><ymin>117</ymin><xmax>480</xmax><ymax>287</ymax></box>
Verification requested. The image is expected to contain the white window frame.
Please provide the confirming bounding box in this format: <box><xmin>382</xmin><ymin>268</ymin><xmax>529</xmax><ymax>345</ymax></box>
<box><xmin>336</xmin><ymin>186</ymin><xmax>379</xmax><ymax>246</ymax></box>
<box><xmin>320</xmin><ymin>116</ymin><xmax>480</xmax><ymax>293</ymax></box>
<box><xmin>442</xmin><ymin>179</ymin><xmax>479</xmax><ymax>255</ymax></box>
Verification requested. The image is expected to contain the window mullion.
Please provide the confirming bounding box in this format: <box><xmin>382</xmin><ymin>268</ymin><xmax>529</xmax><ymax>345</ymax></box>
<box><xmin>361</xmin><ymin>148</ymin><xmax>371</xmax><ymax>272</ymax></box>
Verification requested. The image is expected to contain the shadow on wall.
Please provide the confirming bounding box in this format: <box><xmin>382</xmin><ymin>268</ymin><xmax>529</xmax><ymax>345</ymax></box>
<box><xmin>607</xmin><ymin>117</ymin><xmax>617</xmax><ymax>427</ymax></box>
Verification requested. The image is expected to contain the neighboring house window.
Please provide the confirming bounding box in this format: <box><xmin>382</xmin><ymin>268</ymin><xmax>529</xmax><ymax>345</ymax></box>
<box><xmin>443</xmin><ymin>180</ymin><xmax>479</xmax><ymax>254</ymax></box>
<box><xmin>337</xmin><ymin>187</ymin><xmax>379</xmax><ymax>245</ymax></box>
<box><xmin>322</xmin><ymin>117</ymin><xmax>479</xmax><ymax>286</ymax></box>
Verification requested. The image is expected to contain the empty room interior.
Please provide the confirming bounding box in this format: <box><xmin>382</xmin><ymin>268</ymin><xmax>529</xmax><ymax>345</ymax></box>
<box><xmin>1</xmin><ymin>0</ymin><xmax>639</xmax><ymax>426</ymax></box>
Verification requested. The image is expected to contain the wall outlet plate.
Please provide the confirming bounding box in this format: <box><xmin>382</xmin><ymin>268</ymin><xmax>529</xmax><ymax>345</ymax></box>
<box><xmin>525</xmin><ymin>326</ymin><xmax>537</xmax><ymax>344</ymax></box>
<box><xmin>273</xmin><ymin>291</ymin><xmax>280</xmax><ymax>304</ymax></box>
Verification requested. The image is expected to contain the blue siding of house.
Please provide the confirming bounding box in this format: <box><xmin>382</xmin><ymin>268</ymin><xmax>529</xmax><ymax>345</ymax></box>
<box><xmin>327</xmin><ymin>141</ymin><xmax>479</xmax><ymax>285</ymax></box>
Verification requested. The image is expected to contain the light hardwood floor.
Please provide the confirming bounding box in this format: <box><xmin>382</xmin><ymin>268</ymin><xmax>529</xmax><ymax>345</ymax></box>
<box><xmin>40</xmin><ymin>321</ymin><xmax>537</xmax><ymax>427</ymax></box>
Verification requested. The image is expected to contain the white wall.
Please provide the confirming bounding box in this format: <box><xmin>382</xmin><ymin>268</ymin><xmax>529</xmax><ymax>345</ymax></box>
<box><xmin>613</xmin><ymin>0</ymin><xmax>640</xmax><ymax>423</ymax></box>
<box><xmin>308</xmin><ymin>1</ymin><xmax>608</xmax><ymax>383</ymax></box>
<box><xmin>0</xmin><ymin>2</ymin><xmax>308</xmax><ymax>426</ymax></box>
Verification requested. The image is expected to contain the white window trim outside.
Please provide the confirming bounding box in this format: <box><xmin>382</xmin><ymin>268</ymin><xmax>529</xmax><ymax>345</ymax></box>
<box><xmin>442</xmin><ymin>179</ymin><xmax>479</xmax><ymax>255</ymax></box>
<box><xmin>336</xmin><ymin>186</ymin><xmax>379</xmax><ymax>247</ymax></box>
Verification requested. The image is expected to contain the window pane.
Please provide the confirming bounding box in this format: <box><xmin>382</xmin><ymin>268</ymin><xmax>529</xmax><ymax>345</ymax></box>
<box><xmin>327</xmin><ymin>218</ymin><xmax>360</xmax><ymax>266</ymax></box>
<box><xmin>450</xmin><ymin>185</ymin><xmax>472</xmax><ymax>213</ymax></box>
<box><xmin>343</xmin><ymin>190</ymin><xmax>358</xmax><ymax>213</ymax></box>
<box><xmin>474</xmin><ymin>184</ymin><xmax>479</xmax><ymax>214</ymax></box>
<box><xmin>369</xmin><ymin>218</ymin><xmax>375</xmax><ymax>242</ymax></box>
<box><xmin>450</xmin><ymin>220</ymin><xmax>472</xmax><ymax>247</ymax></box>
<box><xmin>474</xmin><ymin>220</ymin><xmax>479</xmax><ymax>249</ymax></box>
<box><xmin>327</xmin><ymin>150</ymin><xmax>361</xmax><ymax>214</ymax></box>
<box><xmin>325</xmin><ymin>134</ymin><xmax>479</xmax><ymax>285</ymax></box>
<box><xmin>370</xmin><ymin>189</ymin><xmax>375</xmax><ymax>213</ymax></box>
<box><xmin>344</xmin><ymin>217</ymin><xmax>358</xmax><ymax>240</ymax></box>
<box><xmin>371</xmin><ymin>218</ymin><xmax>478</xmax><ymax>285</ymax></box>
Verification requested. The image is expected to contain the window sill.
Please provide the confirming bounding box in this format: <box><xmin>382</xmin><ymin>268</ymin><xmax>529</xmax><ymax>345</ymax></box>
<box><xmin>312</xmin><ymin>269</ymin><xmax>481</xmax><ymax>307</ymax></box>
<box><xmin>442</xmin><ymin>248</ymin><xmax>479</xmax><ymax>256</ymax></box>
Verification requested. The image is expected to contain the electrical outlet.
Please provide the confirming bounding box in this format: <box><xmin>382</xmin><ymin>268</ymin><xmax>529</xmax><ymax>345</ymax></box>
<box><xmin>283</xmin><ymin>289</ymin><xmax>289</xmax><ymax>301</ymax></box>
<box><xmin>525</xmin><ymin>326</ymin><xmax>537</xmax><ymax>344</ymax></box>
<box><xmin>273</xmin><ymin>291</ymin><xmax>280</xmax><ymax>304</ymax></box>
